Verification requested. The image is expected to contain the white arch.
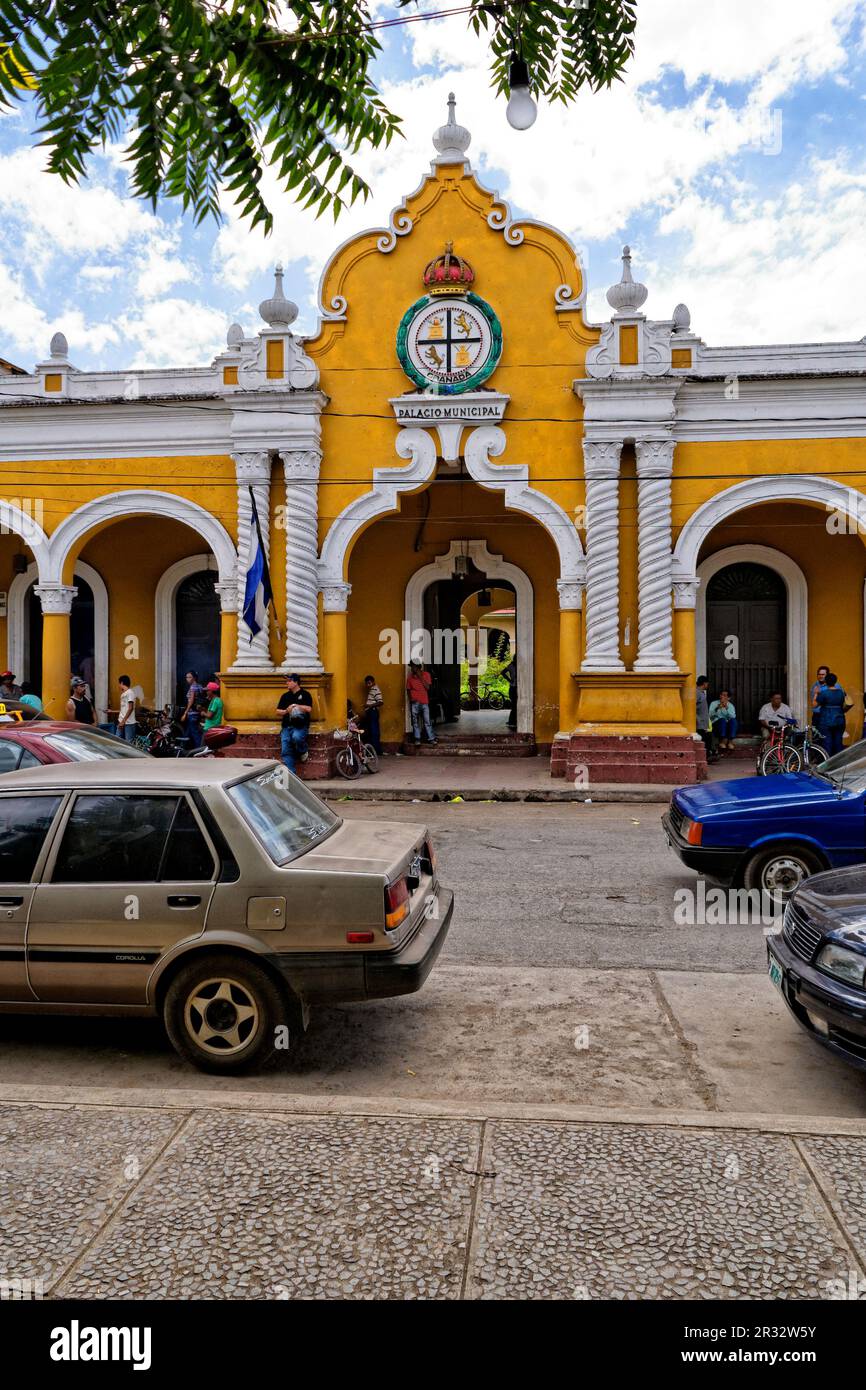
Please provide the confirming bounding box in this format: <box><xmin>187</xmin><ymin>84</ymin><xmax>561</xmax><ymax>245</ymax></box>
<box><xmin>673</xmin><ymin>473</ymin><xmax>862</xmax><ymax>580</ymax></box>
<box><xmin>697</xmin><ymin>545</ymin><xmax>808</xmax><ymax>726</ymax></box>
<box><xmin>45</xmin><ymin>490</ymin><xmax>237</xmax><ymax>586</ymax></box>
<box><xmin>0</xmin><ymin>501</ymin><xmax>50</xmax><ymax>577</ymax></box>
<box><xmin>155</xmin><ymin>554</ymin><xmax>219</xmax><ymax>709</ymax></box>
<box><xmin>8</xmin><ymin>560</ymin><xmax>109</xmax><ymax>719</ymax></box>
<box><xmin>318</xmin><ymin>425</ymin><xmax>585</xmax><ymax>593</ymax></box>
<box><xmin>404</xmin><ymin>540</ymin><xmax>534</xmax><ymax>734</ymax></box>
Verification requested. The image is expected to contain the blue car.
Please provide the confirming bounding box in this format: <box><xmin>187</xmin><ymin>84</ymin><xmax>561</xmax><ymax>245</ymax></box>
<box><xmin>663</xmin><ymin>741</ymin><xmax>866</xmax><ymax>896</ymax></box>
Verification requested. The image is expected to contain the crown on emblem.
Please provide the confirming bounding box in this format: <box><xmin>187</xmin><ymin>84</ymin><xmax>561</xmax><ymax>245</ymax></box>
<box><xmin>422</xmin><ymin>242</ymin><xmax>475</xmax><ymax>295</ymax></box>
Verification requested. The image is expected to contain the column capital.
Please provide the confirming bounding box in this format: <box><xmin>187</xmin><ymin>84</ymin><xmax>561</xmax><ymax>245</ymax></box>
<box><xmin>673</xmin><ymin>576</ymin><xmax>700</xmax><ymax>610</ymax></box>
<box><xmin>557</xmin><ymin>577</ymin><xmax>585</xmax><ymax>611</ymax></box>
<box><xmin>280</xmin><ymin>448</ymin><xmax>322</xmax><ymax>481</ymax></box>
<box><xmin>214</xmin><ymin>578</ymin><xmax>239</xmax><ymax>613</ymax></box>
<box><xmin>582</xmin><ymin>439</ymin><xmax>623</xmax><ymax>478</ymax></box>
<box><xmin>233</xmin><ymin>450</ymin><xmax>271</xmax><ymax>485</ymax></box>
<box><xmin>34</xmin><ymin>583</ymin><xmax>77</xmax><ymax>615</ymax></box>
<box><xmin>322</xmin><ymin>582</ymin><xmax>351</xmax><ymax>613</ymax></box>
<box><xmin>635</xmin><ymin>437</ymin><xmax>675</xmax><ymax>476</ymax></box>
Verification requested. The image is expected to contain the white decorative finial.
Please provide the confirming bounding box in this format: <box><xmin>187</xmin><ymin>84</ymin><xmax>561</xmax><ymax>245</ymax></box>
<box><xmin>606</xmin><ymin>245</ymin><xmax>648</xmax><ymax>314</ymax></box>
<box><xmin>672</xmin><ymin>303</ymin><xmax>691</xmax><ymax>332</ymax></box>
<box><xmin>258</xmin><ymin>264</ymin><xmax>297</xmax><ymax>328</ymax></box>
<box><xmin>49</xmin><ymin>331</ymin><xmax>68</xmax><ymax>359</ymax></box>
<box><xmin>226</xmin><ymin>322</ymin><xmax>244</xmax><ymax>348</ymax></box>
<box><xmin>433</xmin><ymin>90</ymin><xmax>471</xmax><ymax>166</ymax></box>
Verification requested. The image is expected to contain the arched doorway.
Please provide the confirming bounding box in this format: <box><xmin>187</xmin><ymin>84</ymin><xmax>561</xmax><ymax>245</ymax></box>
<box><xmin>705</xmin><ymin>561</ymin><xmax>787</xmax><ymax>731</ymax></box>
<box><xmin>422</xmin><ymin>576</ymin><xmax>516</xmax><ymax>735</ymax></box>
<box><xmin>405</xmin><ymin>540</ymin><xmax>533</xmax><ymax>735</ymax></box>
<box><xmin>174</xmin><ymin>570</ymin><xmax>220</xmax><ymax>705</ymax></box>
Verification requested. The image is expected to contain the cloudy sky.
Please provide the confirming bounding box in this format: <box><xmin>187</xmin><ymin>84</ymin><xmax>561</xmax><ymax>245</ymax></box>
<box><xmin>1</xmin><ymin>0</ymin><xmax>865</xmax><ymax>370</ymax></box>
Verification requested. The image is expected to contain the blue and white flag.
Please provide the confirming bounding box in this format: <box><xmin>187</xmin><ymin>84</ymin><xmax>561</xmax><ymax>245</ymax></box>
<box><xmin>242</xmin><ymin>487</ymin><xmax>274</xmax><ymax>641</ymax></box>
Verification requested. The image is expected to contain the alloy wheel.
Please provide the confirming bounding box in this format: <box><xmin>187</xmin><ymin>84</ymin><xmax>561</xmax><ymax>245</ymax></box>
<box><xmin>184</xmin><ymin>977</ymin><xmax>260</xmax><ymax>1055</ymax></box>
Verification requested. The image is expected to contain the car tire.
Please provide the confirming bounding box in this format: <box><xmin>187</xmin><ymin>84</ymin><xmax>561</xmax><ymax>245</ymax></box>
<box><xmin>743</xmin><ymin>844</ymin><xmax>823</xmax><ymax>899</ymax></box>
<box><xmin>163</xmin><ymin>954</ymin><xmax>289</xmax><ymax>1074</ymax></box>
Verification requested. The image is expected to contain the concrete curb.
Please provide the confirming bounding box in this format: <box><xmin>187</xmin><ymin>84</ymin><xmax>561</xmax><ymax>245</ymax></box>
<box><xmin>319</xmin><ymin>785</ymin><xmax>671</xmax><ymax>804</ymax></box>
<box><xmin>3</xmin><ymin>1081</ymin><xmax>865</xmax><ymax>1137</ymax></box>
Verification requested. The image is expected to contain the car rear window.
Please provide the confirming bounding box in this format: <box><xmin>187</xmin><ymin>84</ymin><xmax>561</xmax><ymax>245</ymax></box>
<box><xmin>44</xmin><ymin>729</ymin><xmax>148</xmax><ymax>761</ymax></box>
<box><xmin>228</xmin><ymin>767</ymin><xmax>339</xmax><ymax>864</ymax></box>
<box><xmin>0</xmin><ymin>795</ymin><xmax>62</xmax><ymax>881</ymax></box>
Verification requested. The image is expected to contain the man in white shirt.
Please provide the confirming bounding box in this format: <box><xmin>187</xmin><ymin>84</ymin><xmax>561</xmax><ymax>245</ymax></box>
<box><xmin>758</xmin><ymin>692</ymin><xmax>795</xmax><ymax>736</ymax></box>
<box><xmin>117</xmin><ymin>674</ymin><xmax>137</xmax><ymax>741</ymax></box>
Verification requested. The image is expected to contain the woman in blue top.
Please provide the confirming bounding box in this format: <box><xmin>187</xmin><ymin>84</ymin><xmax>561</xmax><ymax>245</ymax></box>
<box><xmin>815</xmin><ymin>672</ymin><xmax>848</xmax><ymax>757</ymax></box>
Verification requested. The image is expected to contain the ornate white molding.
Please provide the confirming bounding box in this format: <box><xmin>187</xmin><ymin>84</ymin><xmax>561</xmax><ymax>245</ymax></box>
<box><xmin>318</xmin><ymin>294</ymin><xmax>348</xmax><ymax>322</ymax></box>
<box><xmin>318</xmin><ymin>428</ymin><xmax>438</xmax><ymax>589</ymax></box>
<box><xmin>279</xmin><ymin>448</ymin><xmax>323</xmax><ymax>672</ymax></box>
<box><xmin>672</xmin><ymin>577</ymin><xmax>699</xmax><ymax>611</ymax></box>
<box><xmin>463</xmin><ymin>426</ymin><xmax>585</xmax><ymax>585</ymax></box>
<box><xmin>44</xmin><ymin>489</ymin><xmax>237</xmax><ymax>588</ymax></box>
<box><xmin>377</xmin><ymin>205</ymin><xmax>414</xmax><ymax>254</ymax></box>
<box><xmin>672</xmin><ymin>473</ymin><xmax>863</xmax><ymax>580</ymax></box>
<box><xmin>634</xmin><ymin>438</ymin><xmax>677</xmax><ymax>671</ymax></box>
<box><xmin>389</xmin><ymin>391</ymin><xmax>509</xmax><ymax>463</ymax></box>
<box><xmin>695</xmin><ymin>544</ymin><xmax>808</xmax><ymax>728</ymax></box>
<box><xmin>557</xmin><ymin>578</ymin><xmax>585</xmax><ymax>611</ymax></box>
<box><xmin>581</xmin><ymin>440</ymin><xmax>624</xmax><ymax>671</ymax></box>
<box><xmin>322</xmin><ymin>582</ymin><xmax>352</xmax><ymax>614</ymax></box>
<box><xmin>404</xmin><ymin>540</ymin><xmax>534</xmax><ymax>734</ymax></box>
<box><xmin>487</xmin><ymin>201</ymin><xmax>525</xmax><ymax>245</ymax></box>
<box><xmin>34</xmin><ymin>583</ymin><xmax>77</xmax><ymax>616</ymax></box>
<box><xmin>554</xmin><ymin>283</ymin><xmax>585</xmax><ymax>314</ymax></box>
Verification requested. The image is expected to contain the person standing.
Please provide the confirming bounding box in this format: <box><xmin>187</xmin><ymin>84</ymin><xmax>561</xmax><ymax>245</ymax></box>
<box><xmin>66</xmin><ymin>677</ymin><xmax>95</xmax><ymax>725</ymax></box>
<box><xmin>117</xmin><ymin>675</ymin><xmax>138</xmax><ymax>741</ymax></box>
<box><xmin>181</xmin><ymin>669</ymin><xmax>204</xmax><ymax>749</ymax></box>
<box><xmin>406</xmin><ymin>660</ymin><xmax>436</xmax><ymax>746</ymax></box>
<box><xmin>810</xmin><ymin>666</ymin><xmax>829</xmax><ymax>726</ymax></box>
<box><xmin>277</xmin><ymin>673</ymin><xmax>313</xmax><ymax>772</ymax></box>
<box><xmin>362</xmin><ymin>674</ymin><xmax>384</xmax><ymax>755</ymax></box>
<box><xmin>815</xmin><ymin>672</ymin><xmax>848</xmax><ymax>757</ymax></box>
<box><xmin>203</xmin><ymin>682</ymin><xmax>225</xmax><ymax>732</ymax></box>
<box><xmin>709</xmin><ymin>690</ymin><xmax>738</xmax><ymax>751</ymax></box>
<box><xmin>695</xmin><ymin>676</ymin><xmax>717</xmax><ymax>763</ymax></box>
<box><xmin>503</xmin><ymin>657</ymin><xmax>517</xmax><ymax>730</ymax></box>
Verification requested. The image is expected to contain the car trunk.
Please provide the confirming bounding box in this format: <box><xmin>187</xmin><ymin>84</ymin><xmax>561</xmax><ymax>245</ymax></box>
<box><xmin>297</xmin><ymin>817</ymin><xmax>435</xmax><ymax>944</ymax></box>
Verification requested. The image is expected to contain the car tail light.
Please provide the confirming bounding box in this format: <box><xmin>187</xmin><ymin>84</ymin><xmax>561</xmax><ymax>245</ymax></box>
<box><xmin>347</xmin><ymin>931</ymin><xmax>374</xmax><ymax>944</ymax></box>
<box><xmin>425</xmin><ymin>838</ymin><xmax>438</xmax><ymax>872</ymax></box>
<box><xmin>385</xmin><ymin>876</ymin><xmax>410</xmax><ymax>929</ymax></box>
<box><xmin>686</xmin><ymin>820</ymin><xmax>703</xmax><ymax>845</ymax></box>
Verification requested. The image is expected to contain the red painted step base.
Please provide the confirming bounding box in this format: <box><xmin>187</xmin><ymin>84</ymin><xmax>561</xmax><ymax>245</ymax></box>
<box><xmin>551</xmin><ymin>733</ymin><xmax>708</xmax><ymax>785</ymax></box>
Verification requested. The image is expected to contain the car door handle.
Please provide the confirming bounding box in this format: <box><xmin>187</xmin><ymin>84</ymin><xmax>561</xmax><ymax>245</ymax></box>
<box><xmin>167</xmin><ymin>895</ymin><xmax>201</xmax><ymax>908</ymax></box>
<box><xmin>0</xmin><ymin>896</ymin><xmax>23</xmax><ymax>907</ymax></box>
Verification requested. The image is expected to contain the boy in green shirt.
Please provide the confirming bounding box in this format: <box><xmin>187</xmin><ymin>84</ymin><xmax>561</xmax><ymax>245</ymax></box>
<box><xmin>203</xmin><ymin>682</ymin><xmax>224</xmax><ymax>730</ymax></box>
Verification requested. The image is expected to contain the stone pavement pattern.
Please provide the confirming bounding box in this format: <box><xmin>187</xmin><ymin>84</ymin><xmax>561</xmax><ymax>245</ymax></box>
<box><xmin>3</xmin><ymin>1099</ymin><xmax>865</xmax><ymax>1300</ymax></box>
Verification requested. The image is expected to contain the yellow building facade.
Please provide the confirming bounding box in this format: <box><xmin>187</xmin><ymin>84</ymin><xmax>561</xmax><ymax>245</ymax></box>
<box><xmin>1</xmin><ymin>97</ymin><xmax>865</xmax><ymax>781</ymax></box>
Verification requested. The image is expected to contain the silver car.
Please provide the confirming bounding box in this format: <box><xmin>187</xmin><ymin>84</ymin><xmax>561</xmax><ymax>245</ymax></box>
<box><xmin>0</xmin><ymin>759</ymin><xmax>453</xmax><ymax>1071</ymax></box>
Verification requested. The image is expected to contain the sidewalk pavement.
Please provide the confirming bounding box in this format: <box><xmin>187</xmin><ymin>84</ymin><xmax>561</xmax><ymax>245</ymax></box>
<box><xmin>314</xmin><ymin>754</ymin><xmax>752</xmax><ymax>802</ymax></box>
<box><xmin>4</xmin><ymin>1084</ymin><xmax>866</xmax><ymax>1300</ymax></box>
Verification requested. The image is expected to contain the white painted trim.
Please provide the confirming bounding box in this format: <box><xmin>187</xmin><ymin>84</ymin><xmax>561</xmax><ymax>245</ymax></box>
<box><xmin>404</xmin><ymin>540</ymin><xmax>534</xmax><ymax>735</ymax></box>
<box><xmin>696</xmin><ymin>544</ymin><xmax>808</xmax><ymax>727</ymax></box>
<box><xmin>673</xmin><ymin>474</ymin><xmax>861</xmax><ymax>581</ymax></box>
<box><xmin>9</xmin><ymin>560</ymin><xmax>109</xmax><ymax>719</ymax></box>
<box><xmin>155</xmin><ymin>553</ymin><xmax>218</xmax><ymax>710</ymax></box>
<box><xmin>45</xmin><ymin>490</ymin><xmax>237</xmax><ymax>587</ymax></box>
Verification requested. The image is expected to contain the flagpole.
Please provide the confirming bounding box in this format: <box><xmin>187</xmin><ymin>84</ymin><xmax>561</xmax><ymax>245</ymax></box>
<box><xmin>248</xmin><ymin>484</ymin><xmax>283</xmax><ymax>643</ymax></box>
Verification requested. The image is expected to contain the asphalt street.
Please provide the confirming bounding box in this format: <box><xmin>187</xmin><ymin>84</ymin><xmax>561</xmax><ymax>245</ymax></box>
<box><xmin>2</xmin><ymin>801</ymin><xmax>866</xmax><ymax>1119</ymax></box>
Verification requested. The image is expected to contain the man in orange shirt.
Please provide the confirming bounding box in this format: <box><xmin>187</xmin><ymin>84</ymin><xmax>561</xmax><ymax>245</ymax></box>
<box><xmin>406</xmin><ymin>660</ymin><xmax>437</xmax><ymax>746</ymax></box>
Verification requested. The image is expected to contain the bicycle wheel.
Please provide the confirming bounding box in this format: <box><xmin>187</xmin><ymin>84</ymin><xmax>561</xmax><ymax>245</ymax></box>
<box><xmin>487</xmin><ymin>690</ymin><xmax>505</xmax><ymax>710</ymax></box>
<box><xmin>335</xmin><ymin>745</ymin><xmax>362</xmax><ymax>779</ymax></box>
<box><xmin>760</xmin><ymin>744</ymin><xmax>788</xmax><ymax>775</ymax></box>
<box><xmin>805</xmin><ymin>742</ymin><xmax>828</xmax><ymax>768</ymax></box>
<box><xmin>459</xmin><ymin>691</ymin><xmax>475</xmax><ymax>710</ymax></box>
<box><xmin>361</xmin><ymin>743</ymin><xmax>379</xmax><ymax>774</ymax></box>
<box><xmin>782</xmin><ymin>746</ymin><xmax>802</xmax><ymax>772</ymax></box>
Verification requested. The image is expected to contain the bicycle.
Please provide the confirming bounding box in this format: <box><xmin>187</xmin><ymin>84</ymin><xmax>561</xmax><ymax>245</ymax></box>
<box><xmin>460</xmin><ymin>682</ymin><xmax>506</xmax><ymax>710</ymax></box>
<box><xmin>334</xmin><ymin>723</ymin><xmax>379</xmax><ymax>779</ymax></box>
<box><xmin>758</xmin><ymin>721</ymin><xmax>798</xmax><ymax>775</ymax></box>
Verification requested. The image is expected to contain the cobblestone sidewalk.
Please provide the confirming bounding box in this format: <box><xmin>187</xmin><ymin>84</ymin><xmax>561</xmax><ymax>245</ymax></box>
<box><xmin>2</xmin><ymin>1090</ymin><xmax>865</xmax><ymax>1300</ymax></box>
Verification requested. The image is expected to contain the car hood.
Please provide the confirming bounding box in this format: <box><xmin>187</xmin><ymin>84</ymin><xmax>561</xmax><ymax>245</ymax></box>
<box><xmin>292</xmin><ymin>818</ymin><xmax>428</xmax><ymax>877</ymax></box>
<box><xmin>675</xmin><ymin>772</ymin><xmax>851</xmax><ymax>819</ymax></box>
<box><xmin>792</xmin><ymin>865</ymin><xmax>866</xmax><ymax>950</ymax></box>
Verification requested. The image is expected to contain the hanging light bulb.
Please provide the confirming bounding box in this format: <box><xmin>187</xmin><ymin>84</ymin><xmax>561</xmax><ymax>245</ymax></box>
<box><xmin>506</xmin><ymin>55</ymin><xmax>537</xmax><ymax>131</ymax></box>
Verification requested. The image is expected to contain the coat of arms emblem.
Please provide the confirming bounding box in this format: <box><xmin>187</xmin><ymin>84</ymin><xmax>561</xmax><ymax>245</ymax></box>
<box><xmin>396</xmin><ymin>244</ymin><xmax>502</xmax><ymax>394</ymax></box>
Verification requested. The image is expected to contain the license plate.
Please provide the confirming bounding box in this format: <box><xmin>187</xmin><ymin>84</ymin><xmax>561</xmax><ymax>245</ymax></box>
<box><xmin>409</xmin><ymin>855</ymin><xmax>422</xmax><ymax>879</ymax></box>
<box><xmin>768</xmin><ymin>952</ymin><xmax>784</xmax><ymax>991</ymax></box>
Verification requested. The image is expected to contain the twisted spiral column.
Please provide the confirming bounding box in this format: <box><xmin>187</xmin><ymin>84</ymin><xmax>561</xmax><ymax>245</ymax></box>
<box><xmin>581</xmin><ymin>440</ymin><xmax>625</xmax><ymax>671</ymax></box>
<box><xmin>231</xmin><ymin>450</ymin><xmax>273</xmax><ymax>669</ymax></box>
<box><xmin>280</xmin><ymin>449</ymin><xmax>323</xmax><ymax>672</ymax></box>
<box><xmin>634</xmin><ymin>439</ymin><xmax>677</xmax><ymax>671</ymax></box>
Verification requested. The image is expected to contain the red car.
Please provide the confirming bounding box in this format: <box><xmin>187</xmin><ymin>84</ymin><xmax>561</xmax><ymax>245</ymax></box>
<box><xmin>0</xmin><ymin>718</ymin><xmax>148</xmax><ymax>773</ymax></box>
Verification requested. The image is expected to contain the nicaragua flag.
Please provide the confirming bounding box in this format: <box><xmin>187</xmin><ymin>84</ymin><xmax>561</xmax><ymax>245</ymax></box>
<box><xmin>242</xmin><ymin>487</ymin><xmax>274</xmax><ymax>641</ymax></box>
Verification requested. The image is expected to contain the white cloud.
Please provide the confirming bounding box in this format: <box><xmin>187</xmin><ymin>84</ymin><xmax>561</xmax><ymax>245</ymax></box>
<box><xmin>117</xmin><ymin>297</ymin><xmax>228</xmax><ymax>368</ymax></box>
